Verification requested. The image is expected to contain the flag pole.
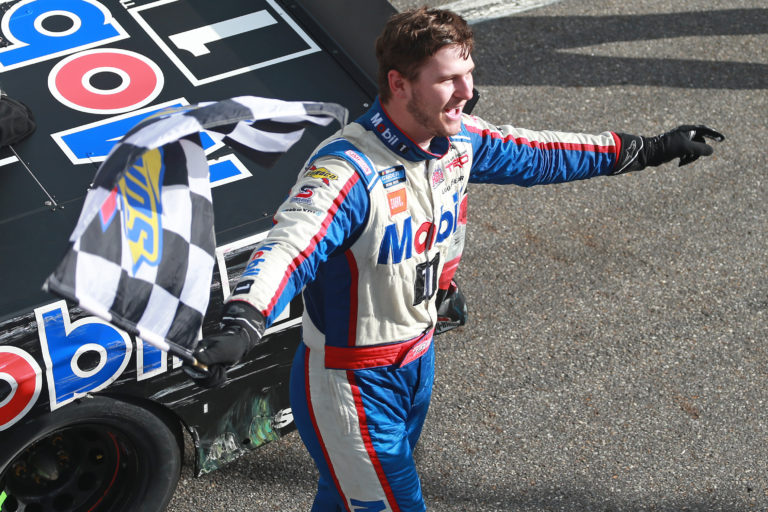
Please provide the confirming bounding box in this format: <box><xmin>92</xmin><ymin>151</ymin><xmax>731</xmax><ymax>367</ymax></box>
<box><xmin>69</xmin><ymin>294</ymin><xmax>210</xmax><ymax>371</ymax></box>
<box><xmin>138</xmin><ymin>330</ymin><xmax>209</xmax><ymax>371</ymax></box>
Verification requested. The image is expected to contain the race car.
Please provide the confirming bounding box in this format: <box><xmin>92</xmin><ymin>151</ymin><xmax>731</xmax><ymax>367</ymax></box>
<box><xmin>0</xmin><ymin>1</ymin><xmax>470</xmax><ymax>510</ymax></box>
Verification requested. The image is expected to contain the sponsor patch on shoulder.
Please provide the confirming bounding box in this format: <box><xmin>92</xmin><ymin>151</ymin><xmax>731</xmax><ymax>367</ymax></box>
<box><xmin>345</xmin><ymin>150</ymin><xmax>373</xmax><ymax>176</ymax></box>
<box><xmin>379</xmin><ymin>165</ymin><xmax>406</xmax><ymax>188</ymax></box>
<box><xmin>305</xmin><ymin>165</ymin><xmax>338</xmax><ymax>185</ymax></box>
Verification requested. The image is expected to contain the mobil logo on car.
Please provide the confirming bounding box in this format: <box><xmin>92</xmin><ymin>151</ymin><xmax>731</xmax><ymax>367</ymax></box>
<box><xmin>0</xmin><ymin>0</ymin><xmax>318</xmax><ymax>185</ymax></box>
<box><xmin>0</xmin><ymin>301</ymin><xmax>176</xmax><ymax>431</ymax></box>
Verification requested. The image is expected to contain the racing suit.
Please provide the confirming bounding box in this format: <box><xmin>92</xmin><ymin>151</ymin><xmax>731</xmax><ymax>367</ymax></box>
<box><xmin>227</xmin><ymin>97</ymin><xmax>626</xmax><ymax>511</ymax></box>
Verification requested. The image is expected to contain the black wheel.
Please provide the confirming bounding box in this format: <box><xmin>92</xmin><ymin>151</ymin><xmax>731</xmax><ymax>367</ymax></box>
<box><xmin>0</xmin><ymin>396</ymin><xmax>181</xmax><ymax>512</ymax></box>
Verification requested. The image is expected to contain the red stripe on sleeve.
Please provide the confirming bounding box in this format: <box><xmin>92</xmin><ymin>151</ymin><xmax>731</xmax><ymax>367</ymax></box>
<box><xmin>465</xmin><ymin>124</ymin><xmax>617</xmax><ymax>153</ymax></box>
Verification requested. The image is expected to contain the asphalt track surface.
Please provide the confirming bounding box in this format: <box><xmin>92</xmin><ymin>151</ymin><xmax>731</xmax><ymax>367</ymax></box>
<box><xmin>168</xmin><ymin>0</ymin><xmax>767</xmax><ymax>510</ymax></box>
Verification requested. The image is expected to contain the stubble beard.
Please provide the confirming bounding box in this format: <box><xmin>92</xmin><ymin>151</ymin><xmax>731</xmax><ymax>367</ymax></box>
<box><xmin>406</xmin><ymin>89</ymin><xmax>453</xmax><ymax>140</ymax></box>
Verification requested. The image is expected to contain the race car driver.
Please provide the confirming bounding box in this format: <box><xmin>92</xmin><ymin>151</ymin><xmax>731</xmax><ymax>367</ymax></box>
<box><xmin>187</xmin><ymin>7</ymin><xmax>724</xmax><ymax>512</ymax></box>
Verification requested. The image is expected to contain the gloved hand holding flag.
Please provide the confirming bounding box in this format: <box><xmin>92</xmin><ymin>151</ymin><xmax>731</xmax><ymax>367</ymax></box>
<box><xmin>43</xmin><ymin>96</ymin><xmax>347</xmax><ymax>369</ymax></box>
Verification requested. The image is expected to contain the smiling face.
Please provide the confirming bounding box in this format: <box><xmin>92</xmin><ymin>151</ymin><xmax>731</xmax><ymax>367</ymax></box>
<box><xmin>386</xmin><ymin>45</ymin><xmax>475</xmax><ymax>148</ymax></box>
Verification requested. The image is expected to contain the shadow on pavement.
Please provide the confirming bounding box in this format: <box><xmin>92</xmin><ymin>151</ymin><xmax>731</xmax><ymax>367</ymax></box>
<box><xmin>472</xmin><ymin>8</ymin><xmax>767</xmax><ymax>90</ymax></box>
<box><xmin>421</xmin><ymin>472</ymin><xmax>754</xmax><ymax>512</ymax></box>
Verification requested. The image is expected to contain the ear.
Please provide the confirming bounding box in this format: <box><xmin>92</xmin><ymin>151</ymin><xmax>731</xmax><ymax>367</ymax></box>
<box><xmin>387</xmin><ymin>69</ymin><xmax>409</xmax><ymax>99</ymax></box>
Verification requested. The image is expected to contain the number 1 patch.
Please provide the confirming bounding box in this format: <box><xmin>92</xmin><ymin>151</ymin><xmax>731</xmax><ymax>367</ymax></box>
<box><xmin>413</xmin><ymin>253</ymin><xmax>440</xmax><ymax>305</ymax></box>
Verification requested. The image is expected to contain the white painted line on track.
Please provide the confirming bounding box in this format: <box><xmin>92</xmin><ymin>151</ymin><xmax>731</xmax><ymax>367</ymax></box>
<box><xmin>441</xmin><ymin>0</ymin><xmax>563</xmax><ymax>24</ymax></box>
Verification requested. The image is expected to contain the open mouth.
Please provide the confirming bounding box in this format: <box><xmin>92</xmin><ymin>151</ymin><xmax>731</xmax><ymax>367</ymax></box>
<box><xmin>444</xmin><ymin>105</ymin><xmax>463</xmax><ymax>120</ymax></box>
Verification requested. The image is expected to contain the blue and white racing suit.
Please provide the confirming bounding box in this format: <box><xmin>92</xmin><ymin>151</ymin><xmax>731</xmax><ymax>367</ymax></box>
<box><xmin>228</xmin><ymin>98</ymin><xmax>625</xmax><ymax>511</ymax></box>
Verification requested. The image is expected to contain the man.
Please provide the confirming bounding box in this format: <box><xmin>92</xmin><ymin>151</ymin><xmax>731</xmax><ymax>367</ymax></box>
<box><xmin>189</xmin><ymin>7</ymin><xmax>723</xmax><ymax>511</ymax></box>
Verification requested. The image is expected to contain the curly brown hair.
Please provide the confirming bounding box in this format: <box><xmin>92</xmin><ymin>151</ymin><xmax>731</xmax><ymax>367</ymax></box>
<box><xmin>375</xmin><ymin>7</ymin><xmax>474</xmax><ymax>103</ymax></box>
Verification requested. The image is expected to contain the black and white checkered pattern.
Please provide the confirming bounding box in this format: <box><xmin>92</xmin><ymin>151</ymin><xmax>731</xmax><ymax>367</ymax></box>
<box><xmin>44</xmin><ymin>96</ymin><xmax>346</xmax><ymax>360</ymax></box>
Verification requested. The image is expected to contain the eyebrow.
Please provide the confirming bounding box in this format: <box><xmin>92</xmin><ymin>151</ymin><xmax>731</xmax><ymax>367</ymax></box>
<box><xmin>438</xmin><ymin>67</ymin><xmax>475</xmax><ymax>80</ymax></box>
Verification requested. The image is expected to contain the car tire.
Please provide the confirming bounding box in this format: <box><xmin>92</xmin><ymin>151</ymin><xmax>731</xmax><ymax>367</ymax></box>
<box><xmin>0</xmin><ymin>395</ymin><xmax>181</xmax><ymax>512</ymax></box>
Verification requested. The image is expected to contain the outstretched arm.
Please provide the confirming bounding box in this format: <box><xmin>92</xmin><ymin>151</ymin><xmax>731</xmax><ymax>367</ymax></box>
<box><xmin>464</xmin><ymin>115</ymin><xmax>724</xmax><ymax>185</ymax></box>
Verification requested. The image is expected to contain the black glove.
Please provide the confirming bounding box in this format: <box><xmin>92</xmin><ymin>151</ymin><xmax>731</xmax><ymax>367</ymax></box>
<box><xmin>435</xmin><ymin>280</ymin><xmax>468</xmax><ymax>335</ymax></box>
<box><xmin>614</xmin><ymin>125</ymin><xmax>724</xmax><ymax>174</ymax></box>
<box><xmin>183</xmin><ymin>301</ymin><xmax>266</xmax><ymax>388</ymax></box>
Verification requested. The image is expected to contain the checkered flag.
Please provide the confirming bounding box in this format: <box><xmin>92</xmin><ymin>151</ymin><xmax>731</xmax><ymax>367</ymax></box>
<box><xmin>44</xmin><ymin>96</ymin><xmax>347</xmax><ymax>364</ymax></box>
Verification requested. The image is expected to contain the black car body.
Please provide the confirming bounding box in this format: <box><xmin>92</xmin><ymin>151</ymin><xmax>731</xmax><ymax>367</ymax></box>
<box><xmin>0</xmin><ymin>1</ymin><xmax>398</xmax><ymax>510</ymax></box>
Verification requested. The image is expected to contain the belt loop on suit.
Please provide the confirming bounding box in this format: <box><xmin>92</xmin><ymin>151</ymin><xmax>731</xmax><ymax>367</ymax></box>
<box><xmin>324</xmin><ymin>329</ymin><xmax>435</xmax><ymax>370</ymax></box>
